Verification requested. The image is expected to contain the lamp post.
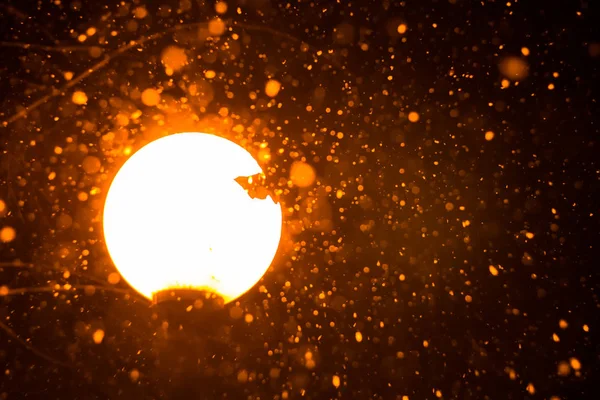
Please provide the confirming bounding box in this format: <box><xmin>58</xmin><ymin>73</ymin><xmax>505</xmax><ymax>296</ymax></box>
<box><xmin>149</xmin><ymin>290</ymin><xmax>238</xmax><ymax>399</ymax></box>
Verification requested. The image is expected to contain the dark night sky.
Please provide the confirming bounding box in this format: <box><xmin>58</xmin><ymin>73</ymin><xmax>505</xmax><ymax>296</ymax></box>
<box><xmin>0</xmin><ymin>0</ymin><xmax>599</xmax><ymax>399</ymax></box>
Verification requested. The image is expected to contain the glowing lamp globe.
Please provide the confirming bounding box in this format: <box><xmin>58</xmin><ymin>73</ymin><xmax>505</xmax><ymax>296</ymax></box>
<box><xmin>102</xmin><ymin>132</ymin><xmax>282</xmax><ymax>305</ymax></box>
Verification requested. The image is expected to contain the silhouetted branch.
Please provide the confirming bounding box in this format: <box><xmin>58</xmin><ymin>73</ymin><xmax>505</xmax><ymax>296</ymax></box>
<box><xmin>2</xmin><ymin>284</ymin><xmax>143</xmax><ymax>298</ymax></box>
<box><xmin>0</xmin><ymin>320</ymin><xmax>70</xmax><ymax>367</ymax></box>
<box><xmin>0</xmin><ymin>41</ymin><xmax>98</xmax><ymax>53</ymax></box>
<box><xmin>3</xmin><ymin>20</ymin><xmax>322</xmax><ymax>126</ymax></box>
<box><xmin>0</xmin><ymin>261</ymin><xmax>33</xmax><ymax>268</ymax></box>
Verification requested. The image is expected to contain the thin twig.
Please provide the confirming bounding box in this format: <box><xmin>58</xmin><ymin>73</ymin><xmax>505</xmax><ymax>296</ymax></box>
<box><xmin>0</xmin><ymin>261</ymin><xmax>33</xmax><ymax>268</ymax></box>
<box><xmin>0</xmin><ymin>41</ymin><xmax>99</xmax><ymax>53</ymax></box>
<box><xmin>235</xmin><ymin>22</ymin><xmax>306</xmax><ymax>46</ymax></box>
<box><xmin>0</xmin><ymin>320</ymin><xmax>70</xmax><ymax>367</ymax></box>
<box><xmin>2</xmin><ymin>284</ymin><xmax>143</xmax><ymax>298</ymax></box>
<box><xmin>0</xmin><ymin>284</ymin><xmax>146</xmax><ymax>368</ymax></box>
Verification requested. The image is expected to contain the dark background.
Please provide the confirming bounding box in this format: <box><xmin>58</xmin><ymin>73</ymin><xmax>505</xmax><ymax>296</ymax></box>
<box><xmin>1</xmin><ymin>0</ymin><xmax>599</xmax><ymax>398</ymax></box>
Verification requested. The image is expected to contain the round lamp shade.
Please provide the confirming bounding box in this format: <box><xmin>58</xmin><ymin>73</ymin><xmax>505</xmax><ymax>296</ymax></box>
<box><xmin>102</xmin><ymin>132</ymin><xmax>282</xmax><ymax>304</ymax></box>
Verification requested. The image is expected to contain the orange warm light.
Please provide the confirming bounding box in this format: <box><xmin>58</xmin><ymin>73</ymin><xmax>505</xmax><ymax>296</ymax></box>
<box><xmin>103</xmin><ymin>132</ymin><xmax>282</xmax><ymax>304</ymax></box>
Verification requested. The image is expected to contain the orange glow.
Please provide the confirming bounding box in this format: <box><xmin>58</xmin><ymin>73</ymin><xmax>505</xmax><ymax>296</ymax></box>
<box><xmin>208</xmin><ymin>18</ymin><xmax>227</xmax><ymax>36</ymax></box>
<box><xmin>215</xmin><ymin>1</ymin><xmax>228</xmax><ymax>14</ymax></box>
<box><xmin>265</xmin><ymin>79</ymin><xmax>282</xmax><ymax>97</ymax></box>
<box><xmin>161</xmin><ymin>46</ymin><xmax>188</xmax><ymax>74</ymax></box>
<box><xmin>290</xmin><ymin>161</ymin><xmax>316</xmax><ymax>188</ymax></box>
<box><xmin>499</xmin><ymin>56</ymin><xmax>529</xmax><ymax>80</ymax></box>
<box><xmin>72</xmin><ymin>91</ymin><xmax>88</xmax><ymax>105</ymax></box>
<box><xmin>103</xmin><ymin>132</ymin><xmax>282</xmax><ymax>303</ymax></box>
<box><xmin>0</xmin><ymin>226</ymin><xmax>16</xmax><ymax>243</ymax></box>
<box><xmin>82</xmin><ymin>156</ymin><xmax>102</xmax><ymax>174</ymax></box>
<box><xmin>141</xmin><ymin>88</ymin><xmax>161</xmax><ymax>107</ymax></box>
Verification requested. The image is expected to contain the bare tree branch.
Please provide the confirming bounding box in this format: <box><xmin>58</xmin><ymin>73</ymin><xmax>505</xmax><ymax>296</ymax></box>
<box><xmin>0</xmin><ymin>261</ymin><xmax>33</xmax><ymax>268</ymax></box>
<box><xmin>0</xmin><ymin>41</ymin><xmax>99</xmax><ymax>53</ymax></box>
<box><xmin>0</xmin><ymin>320</ymin><xmax>70</xmax><ymax>367</ymax></box>
<box><xmin>2</xmin><ymin>20</ymin><xmax>321</xmax><ymax>126</ymax></box>
<box><xmin>2</xmin><ymin>284</ymin><xmax>143</xmax><ymax>298</ymax></box>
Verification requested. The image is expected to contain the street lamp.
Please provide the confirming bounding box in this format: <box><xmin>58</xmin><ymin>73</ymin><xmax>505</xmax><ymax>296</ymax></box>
<box><xmin>103</xmin><ymin>132</ymin><xmax>282</xmax><ymax>309</ymax></box>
